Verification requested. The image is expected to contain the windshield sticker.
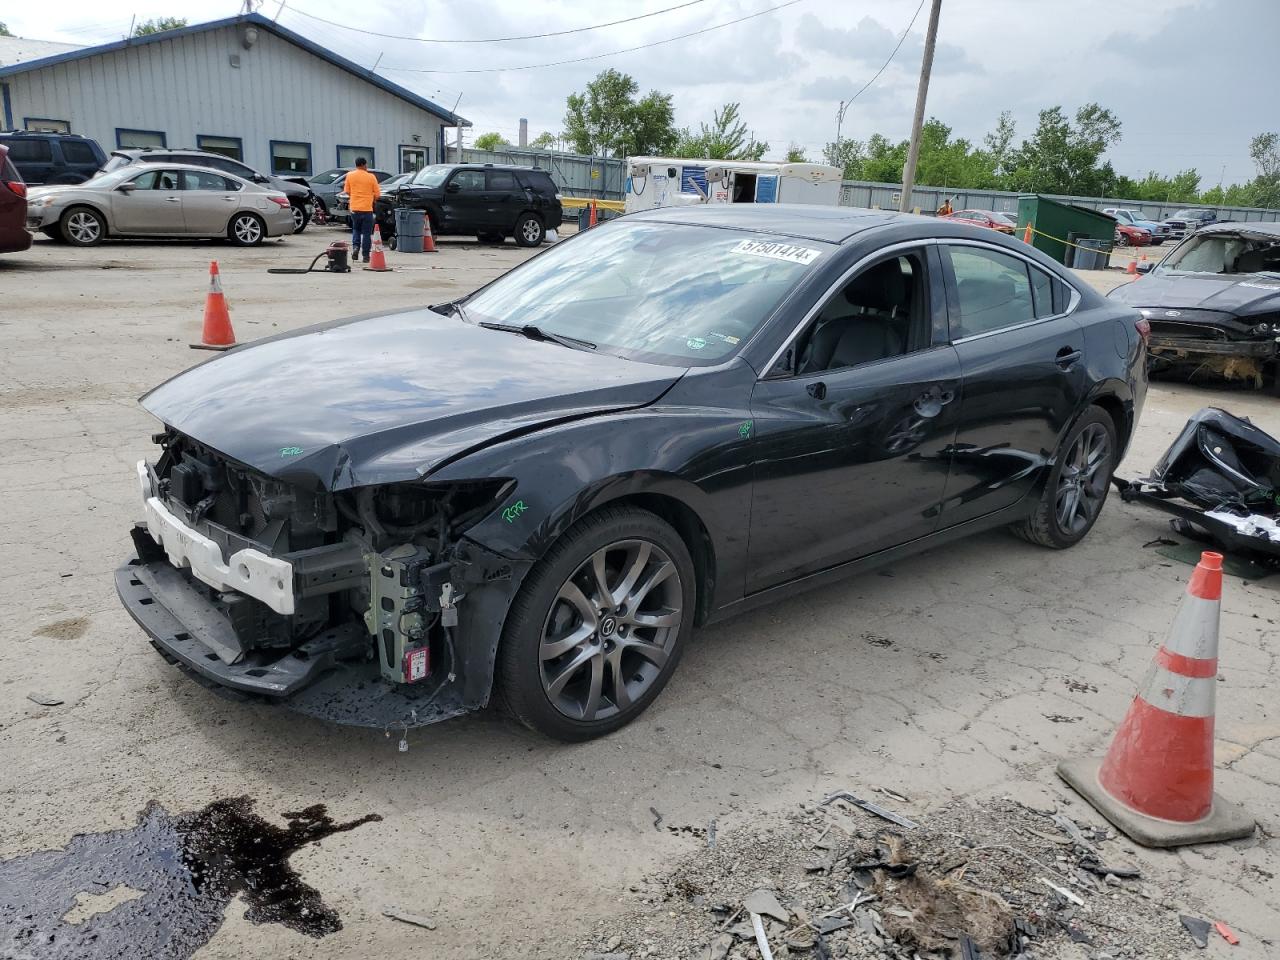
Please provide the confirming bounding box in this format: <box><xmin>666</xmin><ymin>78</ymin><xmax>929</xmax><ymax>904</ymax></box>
<box><xmin>733</xmin><ymin>239</ymin><xmax>822</xmax><ymax>265</ymax></box>
<box><xmin>686</xmin><ymin>337</ymin><xmax>707</xmax><ymax>350</ymax></box>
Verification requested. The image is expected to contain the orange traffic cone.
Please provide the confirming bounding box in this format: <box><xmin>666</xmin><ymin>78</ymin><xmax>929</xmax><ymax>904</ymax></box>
<box><xmin>1022</xmin><ymin>221</ymin><xmax>1033</xmax><ymax>244</ymax></box>
<box><xmin>588</xmin><ymin>199</ymin><xmax>598</xmax><ymax>229</ymax></box>
<box><xmin>190</xmin><ymin>260</ymin><xmax>236</xmax><ymax>351</ymax></box>
<box><xmin>364</xmin><ymin>224</ymin><xmax>392</xmax><ymax>272</ymax></box>
<box><xmin>1126</xmin><ymin>259</ymin><xmax>1138</xmax><ymax>275</ymax></box>
<box><xmin>1058</xmin><ymin>552</ymin><xmax>1255</xmax><ymax>847</ymax></box>
<box><xmin>423</xmin><ymin>215</ymin><xmax>436</xmax><ymax>253</ymax></box>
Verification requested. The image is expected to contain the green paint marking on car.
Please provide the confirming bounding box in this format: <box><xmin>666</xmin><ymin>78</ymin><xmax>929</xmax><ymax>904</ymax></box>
<box><xmin>739</xmin><ymin>420</ymin><xmax>753</xmax><ymax>439</ymax></box>
<box><xmin>502</xmin><ymin>500</ymin><xmax>528</xmax><ymax>523</ymax></box>
<box><xmin>280</xmin><ymin>446</ymin><xmax>304</xmax><ymax>457</ymax></box>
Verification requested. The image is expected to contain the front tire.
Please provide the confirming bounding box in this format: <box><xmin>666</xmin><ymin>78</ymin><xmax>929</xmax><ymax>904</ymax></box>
<box><xmin>60</xmin><ymin>206</ymin><xmax>106</xmax><ymax>246</ymax></box>
<box><xmin>514</xmin><ymin>212</ymin><xmax>545</xmax><ymax>247</ymax></box>
<box><xmin>1013</xmin><ymin>407</ymin><xmax>1118</xmax><ymax>549</ymax></box>
<box><xmin>498</xmin><ymin>506</ymin><xmax>695</xmax><ymax>741</ymax></box>
<box><xmin>228</xmin><ymin>212</ymin><xmax>266</xmax><ymax>246</ymax></box>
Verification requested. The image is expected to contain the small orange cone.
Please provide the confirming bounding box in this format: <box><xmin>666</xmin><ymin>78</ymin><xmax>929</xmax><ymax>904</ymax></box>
<box><xmin>423</xmin><ymin>215</ymin><xmax>436</xmax><ymax>253</ymax></box>
<box><xmin>364</xmin><ymin>224</ymin><xmax>392</xmax><ymax>272</ymax></box>
<box><xmin>1058</xmin><ymin>551</ymin><xmax>1255</xmax><ymax>847</ymax></box>
<box><xmin>588</xmin><ymin>199</ymin><xmax>598</xmax><ymax>229</ymax></box>
<box><xmin>190</xmin><ymin>260</ymin><xmax>236</xmax><ymax>351</ymax></box>
<box><xmin>1126</xmin><ymin>259</ymin><xmax>1138</xmax><ymax>275</ymax></box>
<box><xmin>1022</xmin><ymin>221</ymin><xmax>1033</xmax><ymax>244</ymax></box>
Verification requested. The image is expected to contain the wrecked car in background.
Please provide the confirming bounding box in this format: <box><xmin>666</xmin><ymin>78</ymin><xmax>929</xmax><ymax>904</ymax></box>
<box><xmin>1116</xmin><ymin>408</ymin><xmax>1280</xmax><ymax>559</ymax></box>
<box><xmin>117</xmin><ymin>204</ymin><xmax>1147</xmax><ymax>741</ymax></box>
<box><xmin>1108</xmin><ymin>222</ymin><xmax>1280</xmax><ymax>394</ymax></box>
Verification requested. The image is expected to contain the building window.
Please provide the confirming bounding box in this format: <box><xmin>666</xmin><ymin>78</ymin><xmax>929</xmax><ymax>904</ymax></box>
<box><xmin>399</xmin><ymin>145</ymin><xmax>427</xmax><ymax>173</ymax></box>
<box><xmin>116</xmin><ymin>128</ymin><xmax>167</xmax><ymax>148</ymax></box>
<box><xmin>197</xmin><ymin>135</ymin><xmax>243</xmax><ymax>160</ymax></box>
<box><xmin>24</xmin><ymin>117</ymin><xmax>69</xmax><ymax>133</ymax></box>
<box><xmin>337</xmin><ymin>145</ymin><xmax>374</xmax><ymax>168</ymax></box>
<box><xmin>270</xmin><ymin>140</ymin><xmax>311</xmax><ymax>175</ymax></box>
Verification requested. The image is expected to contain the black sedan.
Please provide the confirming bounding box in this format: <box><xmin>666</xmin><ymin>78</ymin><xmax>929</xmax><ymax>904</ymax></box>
<box><xmin>117</xmin><ymin>205</ymin><xmax>1148</xmax><ymax>740</ymax></box>
<box><xmin>1109</xmin><ymin>222</ymin><xmax>1280</xmax><ymax>394</ymax></box>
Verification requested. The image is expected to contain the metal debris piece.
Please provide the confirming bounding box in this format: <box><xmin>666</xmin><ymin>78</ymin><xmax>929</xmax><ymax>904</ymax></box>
<box><xmin>1143</xmin><ymin>537</ymin><xmax>1178</xmax><ymax>548</ymax></box>
<box><xmin>649</xmin><ymin>807</ymin><xmax>663</xmax><ymax>831</ymax></box>
<box><xmin>1039</xmin><ymin>878</ymin><xmax>1084</xmax><ymax>906</ymax></box>
<box><xmin>381</xmin><ymin>905</ymin><xmax>436</xmax><ymax>930</ymax></box>
<box><xmin>876</xmin><ymin>786</ymin><xmax>910</xmax><ymax>803</ymax></box>
<box><xmin>707</xmin><ymin>819</ymin><xmax>716</xmax><ymax>848</ymax></box>
<box><xmin>26</xmin><ymin>693</ymin><xmax>63</xmax><ymax>706</ymax></box>
<box><xmin>749</xmin><ymin>912</ymin><xmax>774</xmax><ymax>960</ymax></box>
<box><xmin>742</xmin><ymin>888</ymin><xmax>789</xmax><ymax>923</ymax></box>
<box><xmin>1180</xmin><ymin>914</ymin><xmax>1211</xmax><ymax>949</ymax></box>
<box><xmin>816</xmin><ymin>916</ymin><xmax>853</xmax><ymax>934</ymax></box>
<box><xmin>960</xmin><ymin>934</ymin><xmax>982</xmax><ymax>960</ymax></box>
<box><xmin>821</xmin><ymin>790</ymin><xmax>918</xmax><ymax>829</ymax></box>
<box><xmin>1214</xmin><ymin>921</ymin><xmax>1240</xmax><ymax>945</ymax></box>
<box><xmin>1079</xmin><ymin>858</ymin><xmax>1140</xmax><ymax>879</ymax></box>
<box><xmin>1062</xmin><ymin>919</ymin><xmax>1093</xmax><ymax>944</ymax></box>
<box><xmin>1051</xmin><ymin>814</ymin><xmax>1094</xmax><ymax>848</ymax></box>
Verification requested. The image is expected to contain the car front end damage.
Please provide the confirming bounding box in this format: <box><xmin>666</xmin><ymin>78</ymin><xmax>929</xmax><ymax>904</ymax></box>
<box><xmin>117</xmin><ymin>428</ymin><xmax>531</xmax><ymax>728</ymax></box>
<box><xmin>1136</xmin><ymin>308</ymin><xmax>1280</xmax><ymax>385</ymax></box>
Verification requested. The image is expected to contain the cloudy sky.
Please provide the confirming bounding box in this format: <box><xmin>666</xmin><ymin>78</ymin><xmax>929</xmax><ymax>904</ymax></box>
<box><xmin>7</xmin><ymin>0</ymin><xmax>1274</xmax><ymax>187</ymax></box>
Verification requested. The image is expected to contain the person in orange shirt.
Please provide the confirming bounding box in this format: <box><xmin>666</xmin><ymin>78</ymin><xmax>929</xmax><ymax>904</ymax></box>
<box><xmin>343</xmin><ymin>157</ymin><xmax>381</xmax><ymax>262</ymax></box>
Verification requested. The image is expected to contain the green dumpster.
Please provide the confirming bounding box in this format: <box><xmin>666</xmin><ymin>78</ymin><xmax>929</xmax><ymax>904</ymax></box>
<box><xmin>1016</xmin><ymin>195</ymin><xmax>1116</xmax><ymax>266</ymax></box>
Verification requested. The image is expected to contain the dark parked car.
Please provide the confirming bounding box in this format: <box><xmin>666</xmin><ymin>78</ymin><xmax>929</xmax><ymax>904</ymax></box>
<box><xmin>1109</xmin><ymin>221</ymin><xmax>1280</xmax><ymax>393</ymax></box>
<box><xmin>117</xmin><ymin>205</ymin><xmax>1147</xmax><ymax>740</ymax></box>
<box><xmin>380</xmin><ymin>162</ymin><xmax>562</xmax><ymax>246</ymax></box>
<box><xmin>0</xmin><ymin>144</ymin><xmax>33</xmax><ymax>254</ymax></box>
<box><xmin>308</xmin><ymin>166</ymin><xmax>392</xmax><ymax>221</ymax></box>
<box><xmin>0</xmin><ymin>131</ymin><xmax>107</xmax><ymax>185</ymax></box>
<box><xmin>101</xmin><ymin>148</ymin><xmax>315</xmax><ymax>233</ymax></box>
<box><xmin>1164</xmin><ymin>208</ymin><xmax>1218</xmax><ymax>240</ymax></box>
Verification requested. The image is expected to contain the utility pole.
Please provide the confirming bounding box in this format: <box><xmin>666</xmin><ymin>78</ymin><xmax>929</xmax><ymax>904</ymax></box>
<box><xmin>899</xmin><ymin>0</ymin><xmax>942</xmax><ymax>213</ymax></box>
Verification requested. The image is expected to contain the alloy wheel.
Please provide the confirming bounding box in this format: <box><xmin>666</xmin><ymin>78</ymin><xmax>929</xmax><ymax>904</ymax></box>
<box><xmin>1055</xmin><ymin>422</ymin><xmax>1111</xmax><ymax>535</ymax></box>
<box><xmin>67</xmin><ymin>211</ymin><xmax>101</xmax><ymax>244</ymax></box>
<box><xmin>291</xmin><ymin>205</ymin><xmax>305</xmax><ymax>232</ymax></box>
<box><xmin>521</xmin><ymin>218</ymin><xmax>542</xmax><ymax>244</ymax></box>
<box><xmin>233</xmin><ymin>215</ymin><xmax>262</xmax><ymax>244</ymax></box>
<box><xmin>539</xmin><ymin>539</ymin><xmax>682</xmax><ymax>722</ymax></box>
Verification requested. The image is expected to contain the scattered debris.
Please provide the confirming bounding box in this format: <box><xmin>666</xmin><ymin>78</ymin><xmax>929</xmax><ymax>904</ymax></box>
<box><xmin>1181</xmin><ymin>914</ymin><xmax>1211</xmax><ymax>949</ymax></box>
<box><xmin>1039</xmin><ymin>877</ymin><xmax>1084</xmax><ymax>906</ymax></box>
<box><xmin>649</xmin><ymin>807</ymin><xmax>663</xmax><ymax>832</ymax></box>
<box><xmin>26</xmin><ymin>692</ymin><xmax>63</xmax><ymax>706</ymax></box>
<box><xmin>1079</xmin><ymin>858</ymin><xmax>1140</xmax><ymax>879</ymax></box>
<box><xmin>741</xmin><ymin>888</ymin><xmax>789</xmax><ymax>923</ymax></box>
<box><xmin>1043</xmin><ymin>714</ymin><xmax>1083</xmax><ymax>723</ymax></box>
<box><xmin>707</xmin><ymin>819</ymin><xmax>716</xmax><ymax>849</ymax></box>
<box><xmin>749</xmin><ymin>911</ymin><xmax>775</xmax><ymax>960</ymax></box>
<box><xmin>381</xmin><ymin>905</ymin><xmax>437</xmax><ymax>930</ymax></box>
<box><xmin>1063</xmin><ymin>678</ymin><xmax>1098</xmax><ymax>693</ymax></box>
<box><xmin>861</xmin><ymin>633</ymin><xmax>894</xmax><ymax>648</ymax></box>
<box><xmin>761</xmin><ymin>768</ymin><xmax>779</xmax><ymax>778</ymax></box>
<box><xmin>1142</xmin><ymin>537</ymin><xmax>1178</xmax><ymax>548</ymax></box>
<box><xmin>821</xmin><ymin>790</ymin><xmax>918</xmax><ymax>829</ymax></box>
<box><xmin>1214</xmin><ymin>920</ymin><xmax>1240</xmax><ymax>945</ymax></box>
<box><xmin>875</xmin><ymin>786</ymin><xmax>910</xmax><ymax>803</ymax></box>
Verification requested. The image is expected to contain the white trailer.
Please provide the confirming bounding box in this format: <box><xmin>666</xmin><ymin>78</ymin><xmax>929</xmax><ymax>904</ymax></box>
<box><xmin>624</xmin><ymin>157</ymin><xmax>843</xmax><ymax>214</ymax></box>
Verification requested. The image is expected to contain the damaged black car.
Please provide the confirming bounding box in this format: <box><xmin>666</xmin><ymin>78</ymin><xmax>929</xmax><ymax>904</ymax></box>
<box><xmin>118</xmin><ymin>205</ymin><xmax>1148</xmax><ymax>740</ymax></box>
<box><xmin>1108</xmin><ymin>222</ymin><xmax>1280</xmax><ymax>393</ymax></box>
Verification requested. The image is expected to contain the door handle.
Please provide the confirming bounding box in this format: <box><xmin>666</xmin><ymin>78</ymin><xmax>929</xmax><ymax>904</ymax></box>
<box><xmin>1055</xmin><ymin>347</ymin><xmax>1083</xmax><ymax>368</ymax></box>
<box><xmin>806</xmin><ymin>381</ymin><xmax>827</xmax><ymax>400</ymax></box>
<box><xmin>222</xmin><ymin>196</ymin><xmax>236</xmax><ymax>202</ymax></box>
<box><xmin>164</xmin><ymin>197</ymin><xmax>180</xmax><ymax>202</ymax></box>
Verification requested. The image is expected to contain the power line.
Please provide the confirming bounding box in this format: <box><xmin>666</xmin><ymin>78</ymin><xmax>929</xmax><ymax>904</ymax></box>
<box><xmin>281</xmin><ymin>0</ymin><xmax>711</xmax><ymax>43</ymax></box>
<box><xmin>379</xmin><ymin>0</ymin><xmax>804</xmax><ymax>74</ymax></box>
<box><xmin>841</xmin><ymin>0</ymin><xmax>927</xmax><ymax>112</ymax></box>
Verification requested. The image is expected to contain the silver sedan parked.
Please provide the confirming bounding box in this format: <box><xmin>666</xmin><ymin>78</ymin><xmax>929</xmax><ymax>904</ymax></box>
<box><xmin>25</xmin><ymin>162</ymin><xmax>295</xmax><ymax>246</ymax></box>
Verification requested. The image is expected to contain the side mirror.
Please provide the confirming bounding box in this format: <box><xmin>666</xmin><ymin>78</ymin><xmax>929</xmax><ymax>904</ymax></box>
<box><xmin>446</xmin><ymin>181</ymin><xmax>461</xmax><ymax>194</ymax></box>
<box><xmin>116</xmin><ymin>182</ymin><xmax>137</xmax><ymax>193</ymax></box>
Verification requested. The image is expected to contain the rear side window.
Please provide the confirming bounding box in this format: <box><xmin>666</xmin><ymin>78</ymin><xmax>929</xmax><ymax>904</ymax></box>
<box><xmin>520</xmin><ymin>172</ymin><xmax>555</xmax><ymax>194</ymax></box>
<box><xmin>946</xmin><ymin>246</ymin><xmax>1035</xmax><ymax>338</ymax></box>
<box><xmin>487</xmin><ymin>170</ymin><xmax>516</xmax><ymax>191</ymax></box>
<box><xmin>60</xmin><ymin>140</ymin><xmax>99</xmax><ymax>165</ymax></box>
<box><xmin>1029</xmin><ymin>265</ymin><xmax>1053</xmax><ymax>317</ymax></box>
<box><xmin>5</xmin><ymin>139</ymin><xmax>53</xmax><ymax>162</ymax></box>
<box><xmin>182</xmin><ymin>170</ymin><xmax>239</xmax><ymax>191</ymax></box>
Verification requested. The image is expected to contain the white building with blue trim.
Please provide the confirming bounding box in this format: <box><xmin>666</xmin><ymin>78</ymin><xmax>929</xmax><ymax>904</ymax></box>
<box><xmin>0</xmin><ymin>13</ymin><xmax>467</xmax><ymax>177</ymax></box>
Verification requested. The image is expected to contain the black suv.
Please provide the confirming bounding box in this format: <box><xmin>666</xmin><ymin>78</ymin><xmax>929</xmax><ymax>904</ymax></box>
<box><xmin>101</xmin><ymin>148</ymin><xmax>315</xmax><ymax>233</ymax></box>
<box><xmin>379</xmin><ymin>163</ymin><xmax>562</xmax><ymax>247</ymax></box>
<box><xmin>0</xmin><ymin>132</ymin><xmax>107</xmax><ymax>185</ymax></box>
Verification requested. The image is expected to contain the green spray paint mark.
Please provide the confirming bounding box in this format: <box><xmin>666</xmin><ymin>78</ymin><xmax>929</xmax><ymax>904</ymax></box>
<box><xmin>502</xmin><ymin>500</ymin><xmax>528</xmax><ymax>524</ymax></box>
<box><xmin>279</xmin><ymin>446</ymin><xmax>304</xmax><ymax>458</ymax></box>
<box><xmin>738</xmin><ymin>420</ymin><xmax>753</xmax><ymax>439</ymax></box>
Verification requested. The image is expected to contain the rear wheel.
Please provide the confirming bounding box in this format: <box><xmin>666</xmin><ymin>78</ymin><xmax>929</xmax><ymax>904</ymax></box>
<box><xmin>61</xmin><ymin>207</ymin><xmax>105</xmax><ymax>246</ymax></box>
<box><xmin>228</xmin><ymin>212</ymin><xmax>266</xmax><ymax>246</ymax></box>
<box><xmin>1013</xmin><ymin>407</ymin><xmax>1117</xmax><ymax>549</ymax></box>
<box><xmin>498</xmin><ymin>506</ymin><xmax>695</xmax><ymax>741</ymax></box>
<box><xmin>514</xmin><ymin>213</ymin><xmax>545</xmax><ymax>247</ymax></box>
<box><xmin>290</xmin><ymin>202</ymin><xmax>309</xmax><ymax>234</ymax></box>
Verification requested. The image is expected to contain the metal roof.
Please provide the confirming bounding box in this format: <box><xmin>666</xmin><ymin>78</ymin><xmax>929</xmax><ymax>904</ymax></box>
<box><xmin>0</xmin><ymin>13</ymin><xmax>468</xmax><ymax>127</ymax></box>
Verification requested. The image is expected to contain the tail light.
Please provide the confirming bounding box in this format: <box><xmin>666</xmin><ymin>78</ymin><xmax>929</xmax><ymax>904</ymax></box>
<box><xmin>1135</xmin><ymin>318</ymin><xmax>1151</xmax><ymax>340</ymax></box>
<box><xmin>4</xmin><ymin>180</ymin><xmax>26</xmax><ymax>198</ymax></box>
<box><xmin>268</xmin><ymin>195</ymin><xmax>290</xmax><ymax>208</ymax></box>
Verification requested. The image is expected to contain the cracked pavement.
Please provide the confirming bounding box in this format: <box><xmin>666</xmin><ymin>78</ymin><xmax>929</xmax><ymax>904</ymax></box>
<box><xmin>1</xmin><ymin>234</ymin><xmax>1276</xmax><ymax>958</ymax></box>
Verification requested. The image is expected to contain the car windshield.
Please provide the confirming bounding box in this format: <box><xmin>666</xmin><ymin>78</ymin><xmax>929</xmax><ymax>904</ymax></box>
<box><xmin>413</xmin><ymin>165</ymin><xmax>451</xmax><ymax>187</ymax></box>
<box><xmin>1158</xmin><ymin>232</ymin><xmax>1280</xmax><ymax>276</ymax></box>
<box><xmin>461</xmin><ymin>220</ymin><xmax>828</xmax><ymax>366</ymax></box>
<box><xmin>310</xmin><ymin>169</ymin><xmax>345</xmax><ymax>185</ymax></box>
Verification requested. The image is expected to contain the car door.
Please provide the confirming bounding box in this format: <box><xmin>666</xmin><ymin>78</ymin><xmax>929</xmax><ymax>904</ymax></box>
<box><xmin>110</xmin><ymin>169</ymin><xmax>184</xmax><ymax>234</ymax></box>
<box><xmin>180</xmin><ymin>169</ymin><xmax>243</xmax><ymax>235</ymax></box>
<box><xmin>441</xmin><ymin>169</ymin><xmax>486</xmax><ymax>230</ymax></box>
<box><xmin>745</xmin><ymin>244</ymin><xmax>962</xmax><ymax>592</ymax></box>
<box><xmin>484</xmin><ymin>169</ymin><xmax>519</xmax><ymax>230</ymax></box>
<box><xmin>935</xmin><ymin>241</ymin><xmax>1089</xmax><ymax>527</ymax></box>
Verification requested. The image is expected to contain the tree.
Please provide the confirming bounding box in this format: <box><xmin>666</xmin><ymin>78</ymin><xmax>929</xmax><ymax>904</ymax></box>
<box><xmin>0</xmin><ymin>22</ymin><xmax>13</xmax><ymax>37</ymax></box>
<box><xmin>784</xmin><ymin>143</ymin><xmax>808</xmax><ymax>164</ymax></box>
<box><xmin>1005</xmin><ymin>103</ymin><xmax>1122</xmax><ymax>195</ymax></box>
<box><xmin>133</xmin><ymin>17</ymin><xmax>188</xmax><ymax>36</ymax></box>
<box><xmin>823</xmin><ymin>139</ymin><xmax>866</xmax><ymax>180</ymax></box>
<box><xmin>473</xmin><ymin>132</ymin><xmax>508</xmax><ymax>151</ymax></box>
<box><xmin>529</xmin><ymin>131</ymin><xmax>557</xmax><ymax>150</ymax></box>
<box><xmin>1246</xmin><ymin>132</ymin><xmax>1280</xmax><ymax>208</ymax></box>
<box><xmin>983</xmin><ymin>111</ymin><xmax>1017</xmax><ymax>179</ymax></box>
<box><xmin>674</xmin><ymin>103</ymin><xmax>768</xmax><ymax>161</ymax></box>
<box><xmin>563</xmin><ymin>69</ymin><xmax>677</xmax><ymax>157</ymax></box>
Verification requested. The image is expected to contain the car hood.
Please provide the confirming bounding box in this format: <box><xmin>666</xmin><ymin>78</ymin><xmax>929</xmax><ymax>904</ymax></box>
<box><xmin>26</xmin><ymin>185</ymin><xmax>83</xmax><ymax>201</ymax></box>
<box><xmin>1109</xmin><ymin>272</ymin><xmax>1280</xmax><ymax>315</ymax></box>
<box><xmin>141</xmin><ymin>308</ymin><xmax>686</xmax><ymax>491</ymax></box>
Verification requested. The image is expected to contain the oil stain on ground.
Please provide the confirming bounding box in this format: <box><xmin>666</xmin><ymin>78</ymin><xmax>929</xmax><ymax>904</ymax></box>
<box><xmin>0</xmin><ymin>797</ymin><xmax>381</xmax><ymax>959</ymax></box>
<box><xmin>33</xmin><ymin>616</ymin><xmax>90</xmax><ymax>641</ymax></box>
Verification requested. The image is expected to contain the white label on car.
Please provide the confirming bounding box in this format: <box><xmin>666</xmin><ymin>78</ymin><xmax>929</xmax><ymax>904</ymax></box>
<box><xmin>732</xmin><ymin>239</ymin><xmax>822</xmax><ymax>265</ymax></box>
<box><xmin>1238</xmin><ymin>281</ymin><xmax>1280</xmax><ymax>291</ymax></box>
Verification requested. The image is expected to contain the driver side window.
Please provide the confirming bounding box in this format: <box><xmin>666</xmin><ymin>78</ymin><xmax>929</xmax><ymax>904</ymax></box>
<box><xmin>777</xmin><ymin>252</ymin><xmax>930</xmax><ymax>376</ymax></box>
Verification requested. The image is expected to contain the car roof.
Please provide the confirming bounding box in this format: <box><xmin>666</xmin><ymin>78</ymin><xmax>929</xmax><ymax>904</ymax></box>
<box><xmin>107</xmin><ymin>161</ymin><xmax>262</xmax><ymax>183</ymax></box>
<box><xmin>626</xmin><ymin>203</ymin><xmax>902</xmax><ymax>243</ymax></box>
<box><xmin>450</xmin><ymin>163</ymin><xmax>546</xmax><ymax>173</ymax></box>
